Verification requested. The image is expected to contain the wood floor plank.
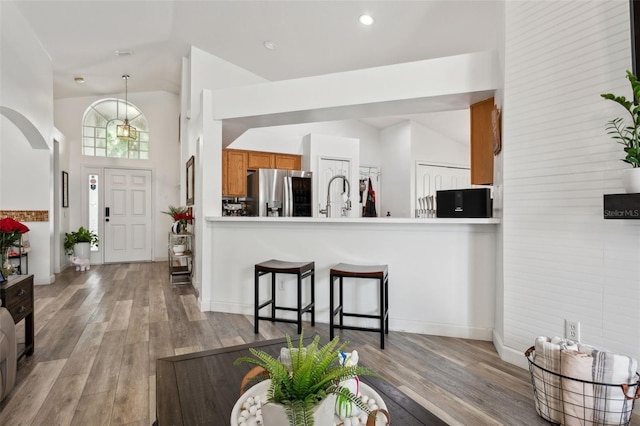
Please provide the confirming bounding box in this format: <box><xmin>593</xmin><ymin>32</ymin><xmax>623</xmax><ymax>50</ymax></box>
<box><xmin>149</xmin><ymin>281</ymin><xmax>169</xmax><ymax>323</ymax></box>
<box><xmin>220</xmin><ymin>335</ymin><xmax>245</xmax><ymax>347</ymax></box>
<box><xmin>82</xmin><ymin>330</ymin><xmax>127</xmax><ymax>396</ymax></box>
<box><xmin>87</xmin><ymin>285</ymin><xmax>120</xmax><ymax>324</ymax></box>
<box><xmin>0</xmin><ymin>359</ymin><xmax>66</xmax><ymax>426</ymax></box>
<box><xmin>34</xmin><ymin>308</ymin><xmax>77</xmax><ymax>360</ymax></box>
<box><xmin>33</xmin><ymin>296</ymin><xmax>55</xmax><ymax>317</ymax></box>
<box><xmin>34</xmin><ymin>287</ymin><xmax>82</xmax><ymax>336</ymax></box>
<box><xmin>60</xmin><ymin>322</ymin><xmax>109</xmax><ymax>377</ymax></box>
<box><xmin>5</xmin><ymin>261</ymin><xmax>634</xmax><ymax>426</ymax></box>
<box><xmin>78</xmin><ymin>288</ymin><xmax>106</xmax><ymax>310</ymax></box>
<box><xmin>31</xmin><ymin>373</ymin><xmax>90</xmax><ymax>425</ymax></box>
<box><xmin>107</xmin><ymin>300</ymin><xmax>133</xmax><ymax>332</ymax></box>
<box><xmin>71</xmin><ymin>389</ymin><xmax>115</xmax><ymax>426</ymax></box>
<box><xmin>60</xmin><ymin>287</ymin><xmax>93</xmax><ymax>311</ymax></box>
<box><xmin>148</xmin><ymin>322</ymin><xmax>174</xmax><ymax>376</ymax></box>
<box><xmin>125</xmin><ymin>306</ymin><xmax>149</xmax><ymax>344</ymax></box>
<box><xmin>180</xmin><ymin>294</ymin><xmax>206</xmax><ymax>321</ymax></box>
<box><xmin>149</xmin><ymin>375</ymin><xmax>156</xmax><ymax>425</ymax></box>
<box><xmin>174</xmin><ymin>344</ymin><xmax>203</xmax><ymax>355</ymax></box>
<box><xmin>110</xmin><ymin>341</ymin><xmax>149</xmax><ymax>425</ymax></box>
<box><xmin>37</xmin><ymin>311</ymin><xmax>94</xmax><ymax>362</ymax></box>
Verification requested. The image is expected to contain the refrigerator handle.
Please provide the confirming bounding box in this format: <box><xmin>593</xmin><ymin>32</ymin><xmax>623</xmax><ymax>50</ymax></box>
<box><xmin>284</xmin><ymin>176</ymin><xmax>292</xmax><ymax>217</ymax></box>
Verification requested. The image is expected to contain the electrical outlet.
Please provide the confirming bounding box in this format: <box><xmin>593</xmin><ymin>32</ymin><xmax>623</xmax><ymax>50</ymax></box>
<box><xmin>565</xmin><ymin>319</ymin><xmax>581</xmax><ymax>341</ymax></box>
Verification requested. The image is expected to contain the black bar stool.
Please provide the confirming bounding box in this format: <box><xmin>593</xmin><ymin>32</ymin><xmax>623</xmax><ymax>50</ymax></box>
<box><xmin>254</xmin><ymin>259</ymin><xmax>315</xmax><ymax>334</ymax></box>
<box><xmin>329</xmin><ymin>263</ymin><xmax>389</xmax><ymax>349</ymax></box>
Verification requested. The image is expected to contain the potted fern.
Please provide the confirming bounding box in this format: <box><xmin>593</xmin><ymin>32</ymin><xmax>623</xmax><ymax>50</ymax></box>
<box><xmin>234</xmin><ymin>332</ymin><xmax>381</xmax><ymax>426</ymax></box>
<box><xmin>601</xmin><ymin>70</ymin><xmax>640</xmax><ymax>192</ymax></box>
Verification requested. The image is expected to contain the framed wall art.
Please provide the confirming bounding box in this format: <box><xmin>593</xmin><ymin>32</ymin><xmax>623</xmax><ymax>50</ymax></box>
<box><xmin>62</xmin><ymin>171</ymin><xmax>69</xmax><ymax>207</ymax></box>
<box><xmin>186</xmin><ymin>155</ymin><xmax>194</xmax><ymax>206</ymax></box>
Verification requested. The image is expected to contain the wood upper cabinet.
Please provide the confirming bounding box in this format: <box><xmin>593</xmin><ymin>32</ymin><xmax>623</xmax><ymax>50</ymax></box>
<box><xmin>247</xmin><ymin>151</ymin><xmax>301</xmax><ymax>171</ymax></box>
<box><xmin>247</xmin><ymin>151</ymin><xmax>273</xmax><ymax>169</ymax></box>
<box><xmin>223</xmin><ymin>149</ymin><xmax>248</xmax><ymax>197</ymax></box>
<box><xmin>222</xmin><ymin>149</ymin><xmax>302</xmax><ymax>197</ymax></box>
<box><xmin>274</xmin><ymin>154</ymin><xmax>301</xmax><ymax>171</ymax></box>
<box><xmin>470</xmin><ymin>97</ymin><xmax>495</xmax><ymax>185</ymax></box>
<box><xmin>222</xmin><ymin>150</ymin><xmax>228</xmax><ymax>196</ymax></box>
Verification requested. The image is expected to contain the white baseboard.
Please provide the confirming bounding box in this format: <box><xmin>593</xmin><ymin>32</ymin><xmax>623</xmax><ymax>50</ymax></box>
<box><xmin>493</xmin><ymin>330</ymin><xmax>529</xmax><ymax>370</ymax></box>
<box><xmin>202</xmin><ymin>302</ymin><xmax>493</xmax><ymax>341</ymax></box>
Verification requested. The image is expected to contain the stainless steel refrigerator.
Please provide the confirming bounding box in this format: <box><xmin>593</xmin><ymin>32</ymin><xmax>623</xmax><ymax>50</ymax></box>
<box><xmin>247</xmin><ymin>169</ymin><xmax>313</xmax><ymax>217</ymax></box>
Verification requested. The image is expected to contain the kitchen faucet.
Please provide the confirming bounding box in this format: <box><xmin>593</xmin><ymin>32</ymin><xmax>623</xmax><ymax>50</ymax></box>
<box><xmin>319</xmin><ymin>175</ymin><xmax>351</xmax><ymax>217</ymax></box>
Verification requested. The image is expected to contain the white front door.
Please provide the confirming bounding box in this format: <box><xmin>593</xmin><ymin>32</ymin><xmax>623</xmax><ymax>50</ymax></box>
<box><xmin>104</xmin><ymin>168</ymin><xmax>153</xmax><ymax>263</ymax></box>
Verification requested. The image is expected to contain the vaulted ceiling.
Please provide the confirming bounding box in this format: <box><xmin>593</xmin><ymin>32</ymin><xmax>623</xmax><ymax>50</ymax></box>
<box><xmin>9</xmin><ymin>0</ymin><xmax>501</xmax><ymax>139</ymax></box>
<box><xmin>11</xmin><ymin>1</ymin><xmax>500</xmax><ymax>97</ymax></box>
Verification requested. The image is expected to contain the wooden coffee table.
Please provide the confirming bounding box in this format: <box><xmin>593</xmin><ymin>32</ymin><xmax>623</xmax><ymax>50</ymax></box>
<box><xmin>155</xmin><ymin>336</ymin><xmax>445</xmax><ymax>425</ymax></box>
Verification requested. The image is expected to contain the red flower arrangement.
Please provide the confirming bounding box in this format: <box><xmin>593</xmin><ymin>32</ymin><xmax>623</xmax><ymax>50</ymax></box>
<box><xmin>172</xmin><ymin>212</ymin><xmax>193</xmax><ymax>222</ymax></box>
<box><xmin>162</xmin><ymin>205</ymin><xmax>193</xmax><ymax>227</ymax></box>
<box><xmin>0</xmin><ymin>217</ymin><xmax>30</xmax><ymax>250</ymax></box>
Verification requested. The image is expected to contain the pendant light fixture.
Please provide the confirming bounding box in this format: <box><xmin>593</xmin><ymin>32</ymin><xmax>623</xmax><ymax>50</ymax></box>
<box><xmin>116</xmin><ymin>74</ymin><xmax>137</xmax><ymax>141</ymax></box>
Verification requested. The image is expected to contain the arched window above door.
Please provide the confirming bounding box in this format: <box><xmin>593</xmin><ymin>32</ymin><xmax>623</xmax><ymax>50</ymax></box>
<box><xmin>82</xmin><ymin>98</ymin><xmax>150</xmax><ymax>159</ymax></box>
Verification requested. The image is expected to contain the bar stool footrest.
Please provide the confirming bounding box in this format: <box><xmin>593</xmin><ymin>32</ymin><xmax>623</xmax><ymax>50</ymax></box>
<box><xmin>257</xmin><ymin>316</ymin><xmax>301</xmax><ymax>325</ymax></box>
<box><xmin>257</xmin><ymin>300</ymin><xmax>273</xmax><ymax>310</ymax></box>
<box><xmin>342</xmin><ymin>312</ymin><xmax>384</xmax><ymax>320</ymax></box>
<box><xmin>332</xmin><ymin>324</ymin><xmax>386</xmax><ymax>333</ymax></box>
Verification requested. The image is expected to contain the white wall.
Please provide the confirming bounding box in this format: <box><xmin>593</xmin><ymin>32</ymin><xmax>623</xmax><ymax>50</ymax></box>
<box><xmin>0</xmin><ymin>1</ymin><xmax>55</xmax><ymax>284</ymax></box>
<box><xmin>501</xmin><ymin>1</ymin><xmax>640</xmax><ymax>366</ymax></box>
<box><xmin>301</xmin><ymin>134</ymin><xmax>360</xmax><ymax>218</ymax></box>
<box><xmin>182</xmin><ymin>48</ymin><xmax>272</xmax><ymax>298</ymax></box>
<box><xmin>229</xmin><ymin>119</ymin><xmax>381</xmax><ymax>160</ymax></box>
<box><xmin>188</xmin><ymin>46</ymin><xmax>266</xmax><ymax>148</ymax></box>
<box><xmin>410</xmin><ymin>120</ymin><xmax>470</xmax><ymax>167</ymax></box>
<box><xmin>379</xmin><ymin>122</ymin><xmax>412</xmax><ymax>218</ymax></box>
<box><xmin>206</xmin><ymin>218</ymin><xmax>497</xmax><ymax>340</ymax></box>
<box><xmin>54</xmin><ymin>91</ymin><xmax>180</xmax><ymax>262</ymax></box>
<box><xmin>409</xmin><ymin>119</ymin><xmax>471</xmax><ymax>215</ymax></box>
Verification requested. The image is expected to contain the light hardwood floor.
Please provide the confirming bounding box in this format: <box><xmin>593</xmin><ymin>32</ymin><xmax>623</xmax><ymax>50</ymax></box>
<box><xmin>0</xmin><ymin>262</ymin><xmax>638</xmax><ymax>425</ymax></box>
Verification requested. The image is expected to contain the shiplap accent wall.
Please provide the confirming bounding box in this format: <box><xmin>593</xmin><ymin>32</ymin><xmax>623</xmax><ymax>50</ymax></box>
<box><xmin>503</xmin><ymin>1</ymin><xmax>640</xmax><ymax>362</ymax></box>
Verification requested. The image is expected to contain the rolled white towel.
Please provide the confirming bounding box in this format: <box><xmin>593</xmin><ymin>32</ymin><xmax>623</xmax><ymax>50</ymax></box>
<box><xmin>532</xmin><ymin>336</ymin><xmax>578</xmax><ymax>423</ymax></box>
<box><xmin>561</xmin><ymin>350</ymin><xmax>594</xmax><ymax>426</ymax></box>
<box><xmin>578</xmin><ymin>343</ymin><xmax>638</xmax><ymax>425</ymax></box>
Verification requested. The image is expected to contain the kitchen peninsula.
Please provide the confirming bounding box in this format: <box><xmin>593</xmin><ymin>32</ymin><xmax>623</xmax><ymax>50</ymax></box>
<box><xmin>188</xmin><ymin>50</ymin><xmax>500</xmax><ymax>343</ymax></box>
<box><xmin>204</xmin><ymin>216</ymin><xmax>498</xmax><ymax>340</ymax></box>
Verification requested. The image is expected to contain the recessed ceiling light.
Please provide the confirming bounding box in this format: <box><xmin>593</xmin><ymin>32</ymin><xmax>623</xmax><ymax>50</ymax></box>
<box><xmin>114</xmin><ymin>49</ymin><xmax>133</xmax><ymax>56</ymax></box>
<box><xmin>263</xmin><ymin>41</ymin><xmax>277</xmax><ymax>50</ymax></box>
<box><xmin>74</xmin><ymin>76</ymin><xmax>85</xmax><ymax>84</ymax></box>
<box><xmin>359</xmin><ymin>14</ymin><xmax>375</xmax><ymax>25</ymax></box>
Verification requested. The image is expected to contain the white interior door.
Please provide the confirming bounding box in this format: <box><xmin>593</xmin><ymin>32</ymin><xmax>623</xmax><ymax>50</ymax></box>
<box><xmin>104</xmin><ymin>168</ymin><xmax>153</xmax><ymax>263</ymax></box>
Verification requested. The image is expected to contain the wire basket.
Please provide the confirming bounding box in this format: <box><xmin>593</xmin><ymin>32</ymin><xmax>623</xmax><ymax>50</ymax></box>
<box><xmin>525</xmin><ymin>346</ymin><xmax>640</xmax><ymax>425</ymax></box>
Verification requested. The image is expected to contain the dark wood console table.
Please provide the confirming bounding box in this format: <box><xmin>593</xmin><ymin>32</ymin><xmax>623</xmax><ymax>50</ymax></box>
<box><xmin>155</xmin><ymin>336</ymin><xmax>445</xmax><ymax>425</ymax></box>
<box><xmin>0</xmin><ymin>274</ymin><xmax>34</xmax><ymax>360</ymax></box>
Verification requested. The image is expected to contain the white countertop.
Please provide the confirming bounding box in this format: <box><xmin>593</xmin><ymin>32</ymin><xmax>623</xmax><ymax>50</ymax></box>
<box><xmin>205</xmin><ymin>216</ymin><xmax>500</xmax><ymax>224</ymax></box>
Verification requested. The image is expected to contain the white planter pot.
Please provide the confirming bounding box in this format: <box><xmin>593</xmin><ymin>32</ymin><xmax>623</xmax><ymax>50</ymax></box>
<box><xmin>622</xmin><ymin>168</ymin><xmax>640</xmax><ymax>193</ymax></box>
<box><xmin>261</xmin><ymin>394</ymin><xmax>336</xmax><ymax>426</ymax></box>
<box><xmin>172</xmin><ymin>244</ymin><xmax>186</xmax><ymax>255</ymax></box>
<box><xmin>231</xmin><ymin>380</ymin><xmax>336</xmax><ymax>426</ymax></box>
<box><xmin>73</xmin><ymin>242</ymin><xmax>91</xmax><ymax>260</ymax></box>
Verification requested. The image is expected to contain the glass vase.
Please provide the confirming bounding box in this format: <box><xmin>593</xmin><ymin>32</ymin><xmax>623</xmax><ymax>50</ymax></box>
<box><xmin>1</xmin><ymin>247</ymin><xmax>12</xmax><ymax>277</ymax></box>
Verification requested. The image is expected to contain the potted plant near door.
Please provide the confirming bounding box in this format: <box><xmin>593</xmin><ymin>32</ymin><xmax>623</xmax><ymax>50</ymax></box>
<box><xmin>601</xmin><ymin>70</ymin><xmax>640</xmax><ymax>192</ymax></box>
<box><xmin>233</xmin><ymin>332</ymin><xmax>383</xmax><ymax>426</ymax></box>
<box><xmin>64</xmin><ymin>226</ymin><xmax>99</xmax><ymax>258</ymax></box>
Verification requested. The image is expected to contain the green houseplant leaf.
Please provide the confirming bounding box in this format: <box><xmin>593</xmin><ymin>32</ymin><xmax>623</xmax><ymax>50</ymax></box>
<box><xmin>601</xmin><ymin>70</ymin><xmax>640</xmax><ymax>168</ymax></box>
<box><xmin>64</xmin><ymin>226</ymin><xmax>99</xmax><ymax>256</ymax></box>
<box><xmin>234</xmin><ymin>331</ymin><xmax>381</xmax><ymax>426</ymax></box>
